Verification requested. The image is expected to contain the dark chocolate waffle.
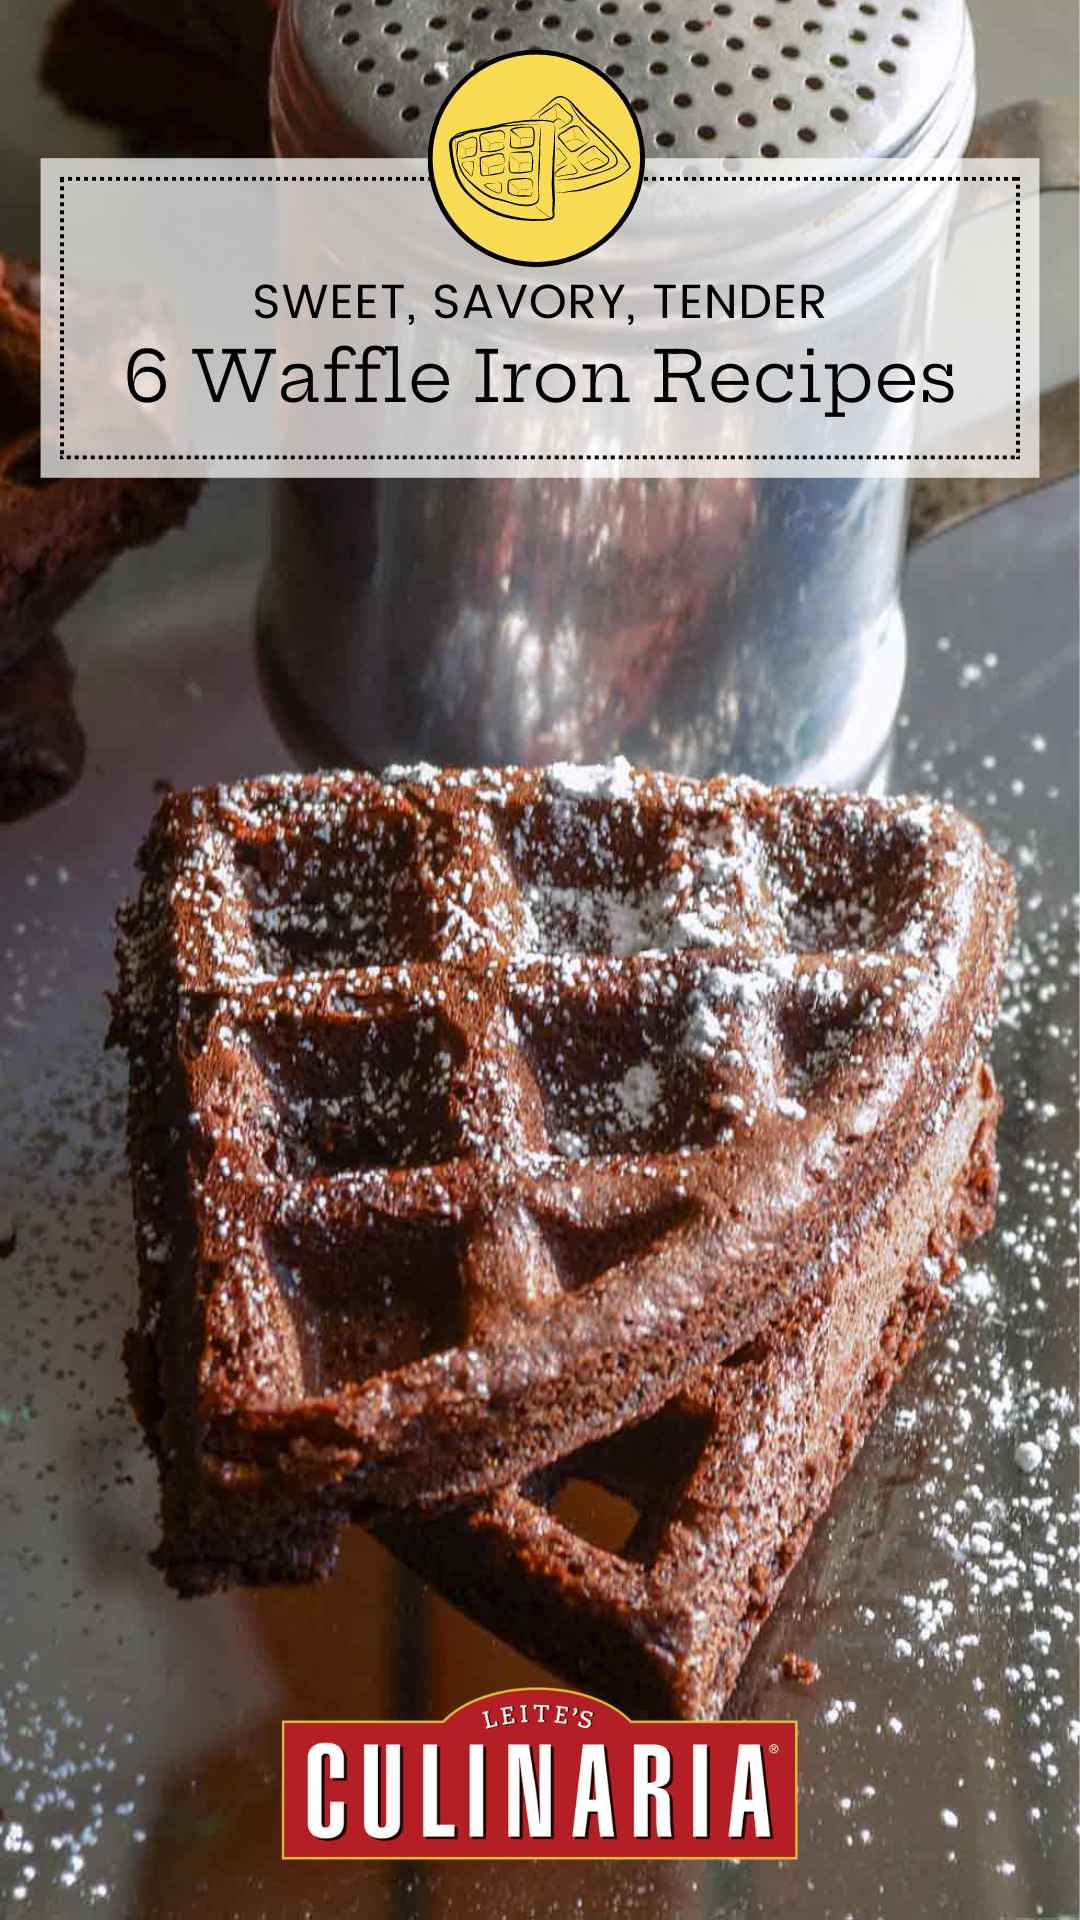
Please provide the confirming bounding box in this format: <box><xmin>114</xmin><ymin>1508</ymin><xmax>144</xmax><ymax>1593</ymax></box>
<box><xmin>112</xmin><ymin>762</ymin><xmax>1014</xmax><ymax>1592</ymax></box>
<box><xmin>41</xmin><ymin>0</ymin><xmax>277</xmax><ymax>155</ymax></box>
<box><xmin>0</xmin><ymin>630</ymin><xmax>86</xmax><ymax>823</ymax></box>
<box><xmin>0</xmin><ymin>253</ymin><xmax>200</xmax><ymax>665</ymax></box>
<box><xmin>375</xmin><ymin>1057</ymin><xmax>1001</xmax><ymax>1717</ymax></box>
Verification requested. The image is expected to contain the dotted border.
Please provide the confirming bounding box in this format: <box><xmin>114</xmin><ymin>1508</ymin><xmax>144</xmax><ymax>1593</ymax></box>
<box><xmin>56</xmin><ymin>170</ymin><xmax>1025</xmax><ymax>464</ymax></box>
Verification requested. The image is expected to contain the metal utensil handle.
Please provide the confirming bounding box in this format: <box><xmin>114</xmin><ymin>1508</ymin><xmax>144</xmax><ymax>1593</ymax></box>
<box><xmin>909</xmin><ymin>96</ymin><xmax>1078</xmax><ymax>540</ymax></box>
<box><xmin>966</xmin><ymin>97</ymin><xmax>1079</xmax><ymax>190</ymax></box>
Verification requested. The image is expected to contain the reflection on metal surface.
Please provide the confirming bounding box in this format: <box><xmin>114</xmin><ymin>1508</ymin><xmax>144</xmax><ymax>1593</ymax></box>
<box><xmin>0</xmin><ymin>478</ymin><xmax>1076</xmax><ymax>1919</ymax></box>
<box><xmin>259</xmin><ymin>473</ymin><xmax>909</xmax><ymax>788</ymax></box>
<box><xmin>259</xmin><ymin>84</ymin><xmax>1076</xmax><ymax>790</ymax></box>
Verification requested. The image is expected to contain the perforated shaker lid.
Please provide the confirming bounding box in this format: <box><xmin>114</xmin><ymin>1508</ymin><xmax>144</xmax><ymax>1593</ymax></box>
<box><xmin>272</xmin><ymin>0</ymin><xmax>972</xmax><ymax>163</ymax></box>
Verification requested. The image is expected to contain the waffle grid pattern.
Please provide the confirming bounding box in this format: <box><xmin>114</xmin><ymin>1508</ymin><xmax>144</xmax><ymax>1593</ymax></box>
<box><xmin>132</xmin><ymin>762</ymin><xmax>991</xmax><ymax>1431</ymax></box>
<box><xmin>374</xmin><ymin>1058</ymin><xmax>1001</xmax><ymax>1716</ymax></box>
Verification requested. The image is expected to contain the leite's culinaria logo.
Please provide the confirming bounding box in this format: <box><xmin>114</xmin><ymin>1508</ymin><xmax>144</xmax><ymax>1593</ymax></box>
<box><xmin>429</xmin><ymin>52</ymin><xmax>644</xmax><ymax>266</ymax></box>
<box><xmin>282</xmin><ymin>1688</ymin><xmax>797</xmax><ymax>1860</ymax></box>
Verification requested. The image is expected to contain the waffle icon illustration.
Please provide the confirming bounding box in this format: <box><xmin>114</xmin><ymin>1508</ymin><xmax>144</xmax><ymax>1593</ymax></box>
<box><xmin>539</xmin><ymin>95</ymin><xmax>633</xmax><ymax>192</ymax></box>
<box><xmin>450</xmin><ymin>94</ymin><xmax>631</xmax><ymax>223</ymax></box>
<box><xmin>432</xmin><ymin>52</ymin><xmax>643</xmax><ymax>263</ymax></box>
<box><xmin>450</xmin><ymin>118</ymin><xmax>557</xmax><ymax>222</ymax></box>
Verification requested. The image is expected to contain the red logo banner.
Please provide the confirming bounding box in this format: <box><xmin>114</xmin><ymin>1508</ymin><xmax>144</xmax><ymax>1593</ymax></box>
<box><xmin>282</xmin><ymin>1689</ymin><xmax>797</xmax><ymax>1861</ymax></box>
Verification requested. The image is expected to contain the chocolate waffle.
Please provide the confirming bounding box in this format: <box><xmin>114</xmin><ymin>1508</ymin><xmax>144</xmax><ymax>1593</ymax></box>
<box><xmin>112</xmin><ymin>762</ymin><xmax>1014</xmax><ymax>1594</ymax></box>
<box><xmin>375</xmin><ymin>1056</ymin><xmax>1001</xmax><ymax>1716</ymax></box>
<box><xmin>0</xmin><ymin>253</ymin><xmax>199</xmax><ymax>665</ymax></box>
<box><xmin>40</xmin><ymin>0</ymin><xmax>277</xmax><ymax>155</ymax></box>
<box><xmin>0</xmin><ymin>631</ymin><xmax>86</xmax><ymax>822</ymax></box>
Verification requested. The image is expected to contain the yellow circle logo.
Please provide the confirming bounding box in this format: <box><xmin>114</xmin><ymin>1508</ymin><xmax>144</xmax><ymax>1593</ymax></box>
<box><xmin>429</xmin><ymin>52</ymin><xmax>644</xmax><ymax>267</ymax></box>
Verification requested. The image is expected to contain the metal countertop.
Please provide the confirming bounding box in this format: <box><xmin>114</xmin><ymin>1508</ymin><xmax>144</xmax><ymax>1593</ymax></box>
<box><xmin>0</xmin><ymin>475</ymin><xmax>1076</xmax><ymax>1919</ymax></box>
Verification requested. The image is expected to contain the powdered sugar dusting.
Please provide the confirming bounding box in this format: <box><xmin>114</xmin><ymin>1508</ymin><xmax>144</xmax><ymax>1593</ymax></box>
<box><xmin>741</xmin><ymin>586</ymin><xmax>1078</xmax><ymax>1917</ymax></box>
<box><xmin>545</xmin><ymin>757</ymin><xmax>636</xmax><ymax>802</ymax></box>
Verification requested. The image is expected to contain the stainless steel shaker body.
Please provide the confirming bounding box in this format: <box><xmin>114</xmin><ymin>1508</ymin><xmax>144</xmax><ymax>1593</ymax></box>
<box><xmin>261</xmin><ymin>0</ymin><xmax>974</xmax><ymax>785</ymax></box>
<box><xmin>261</xmin><ymin>473</ymin><xmax>911</xmax><ymax>785</ymax></box>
